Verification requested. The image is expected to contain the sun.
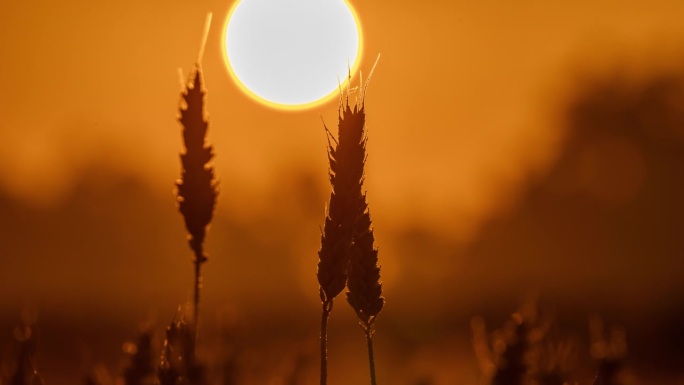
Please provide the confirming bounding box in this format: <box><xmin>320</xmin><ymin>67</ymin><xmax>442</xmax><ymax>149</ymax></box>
<box><xmin>222</xmin><ymin>0</ymin><xmax>363</xmax><ymax>110</ymax></box>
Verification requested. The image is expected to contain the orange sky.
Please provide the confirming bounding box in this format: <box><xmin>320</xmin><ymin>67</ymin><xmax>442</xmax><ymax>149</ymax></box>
<box><xmin>2</xmin><ymin>0</ymin><xmax>684</xmax><ymax>318</ymax></box>
<box><xmin>3</xmin><ymin>4</ymin><xmax>684</xmax><ymax>383</ymax></box>
<box><xmin>2</xmin><ymin>0</ymin><xmax>684</xmax><ymax>240</ymax></box>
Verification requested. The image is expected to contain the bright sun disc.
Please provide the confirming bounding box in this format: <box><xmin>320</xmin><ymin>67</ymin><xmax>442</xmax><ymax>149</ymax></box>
<box><xmin>223</xmin><ymin>0</ymin><xmax>362</xmax><ymax>110</ymax></box>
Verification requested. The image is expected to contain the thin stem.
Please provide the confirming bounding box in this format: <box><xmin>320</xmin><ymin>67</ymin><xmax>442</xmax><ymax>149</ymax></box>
<box><xmin>193</xmin><ymin>251</ymin><xmax>203</xmax><ymax>353</ymax></box>
<box><xmin>365</xmin><ymin>329</ymin><xmax>377</xmax><ymax>385</ymax></box>
<box><xmin>320</xmin><ymin>300</ymin><xmax>333</xmax><ymax>385</ymax></box>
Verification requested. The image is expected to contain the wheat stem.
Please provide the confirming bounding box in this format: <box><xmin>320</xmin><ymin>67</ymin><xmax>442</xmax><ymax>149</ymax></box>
<box><xmin>337</xmin><ymin>65</ymin><xmax>384</xmax><ymax>385</ymax></box>
<box><xmin>176</xmin><ymin>66</ymin><xmax>217</xmax><ymax>353</ymax></box>
<box><xmin>318</xmin><ymin>63</ymin><xmax>382</xmax><ymax>385</ymax></box>
<box><xmin>193</xmin><ymin>249</ymin><xmax>204</xmax><ymax>351</ymax></box>
<box><xmin>320</xmin><ymin>300</ymin><xmax>333</xmax><ymax>385</ymax></box>
<box><xmin>365</xmin><ymin>329</ymin><xmax>377</xmax><ymax>385</ymax></box>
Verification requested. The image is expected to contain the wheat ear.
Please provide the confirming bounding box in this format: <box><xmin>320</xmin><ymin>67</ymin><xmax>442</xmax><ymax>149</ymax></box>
<box><xmin>317</xmin><ymin>87</ymin><xmax>367</xmax><ymax>385</ymax></box>
<box><xmin>342</xmin><ymin>64</ymin><xmax>384</xmax><ymax>385</ymax></box>
<box><xmin>317</xmin><ymin>56</ymin><xmax>383</xmax><ymax>385</ymax></box>
<box><xmin>176</xmin><ymin>63</ymin><xmax>218</xmax><ymax>347</ymax></box>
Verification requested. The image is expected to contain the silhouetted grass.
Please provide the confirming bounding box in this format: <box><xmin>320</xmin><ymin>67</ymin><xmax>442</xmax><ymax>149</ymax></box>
<box><xmin>316</xmin><ymin>91</ymin><xmax>363</xmax><ymax>385</ymax></box>
<box><xmin>1</xmin><ymin>314</ymin><xmax>43</xmax><ymax>385</ymax></box>
<box><xmin>122</xmin><ymin>330</ymin><xmax>155</xmax><ymax>385</ymax></box>
<box><xmin>589</xmin><ymin>316</ymin><xmax>627</xmax><ymax>385</ymax></box>
<box><xmin>342</xmin><ymin>68</ymin><xmax>384</xmax><ymax>385</ymax></box>
<box><xmin>316</xmin><ymin>98</ymin><xmax>357</xmax><ymax>385</ymax></box>
<box><xmin>491</xmin><ymin>313</ymin><xmax>529</xmax><ymax>385</ymax></box>
<box><xmin>176</xmin><ymin>64</ymin><xmax>218</xmax><ymax>346</ymax></box>
<box><xmin>471</xmin><ymin>306</ymin><xmax>635</xmax><ymax>385</ymax></box>
<box><xmin>317</xmin><ymin>59</ymin><xmax>384</xmax><ymax>385</ymax></box>
<box><xmin>175</xmin><ymin>13</ymin><xmax>218</xmax><ymax>348</ymax></box>
<box><xmin>158</xmin><ymin>310</ymin><xmax>207</xmax><ymax>385</ymax></box>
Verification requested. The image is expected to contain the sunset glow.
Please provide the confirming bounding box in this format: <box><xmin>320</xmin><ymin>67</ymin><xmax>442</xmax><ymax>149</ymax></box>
<box><xmin>223</xmin><ymin>0</ymin><xmax>362</xmax><ymax>110</ymax></box>
<box><xmin>2</xmin><ymin>0</ymin><xmax>684</xmax><ymax>382</ymax></box>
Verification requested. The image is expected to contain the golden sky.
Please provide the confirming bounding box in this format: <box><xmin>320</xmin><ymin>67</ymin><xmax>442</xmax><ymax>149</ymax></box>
<box><xmin>2</xmin><ymin>0</ymin><xmax>684</xmax><ymax>315</ymax></box>
<box><xmin>2</xmin><ymin>0</ymin><xmax>684</xmax><ymax>237</ymax></box>
<box><xmin>3</xmin><ymin>3</ymin><xmax>684</xmax><ymax>383</ymax></box>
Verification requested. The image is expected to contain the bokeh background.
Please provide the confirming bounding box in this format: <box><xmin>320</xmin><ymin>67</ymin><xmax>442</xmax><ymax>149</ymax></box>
<box><xmin>1</xmin><ymin>0</ymin><xmax>684</xmax><ymax>384</ymax></box>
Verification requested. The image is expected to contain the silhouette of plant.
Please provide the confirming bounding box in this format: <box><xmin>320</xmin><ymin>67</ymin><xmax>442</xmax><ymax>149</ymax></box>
<box><xmin>492</xmin><ymin>313</ymin><xmax>530</xmax><ymax>385</ymax></box>
<box><xmin>589</xmin><ymin>316</ymin><xmax>627</xmax><ymax>385</ymax></box>
<box><xmin>176</xmin><ymin>63</ymin><xmax>218</xmax><ymax>345</ymax></box>
<box><xmin>342</xmin><ymin>80</ymin><xmax>385</xmax><ymax>385</ymax></box>
<box><xmin>317</xmin><ymin>89</ymin><xmax>360</xmax><ymax>385</ymax></box>
<box><xmin>158</xmin><ymin>310</ymin><xmax>207</xmax><ymax>385</ymax></box>
<box><xmin>472</xmin><ymin>311</ymin><xmax>533</xmax><ymax>385</ymax></box>
<box><xmin>175</xmin><ymin>14</ymin><xmax>218</xmax><ymax>348</ymax></box>
<box><xmin>317</xmin><ymin>57</ymin><xmax>383</xmax><ymax>385</ymax></box>
<box><xmin>2</xmin><ymin>316</ymin><xmax>44</xmax><ymax>385</ymax></box>
<box><xmin>122</xmin><ymin>330</ymin><xmax>155</xmax><ymax>385</ymax></box>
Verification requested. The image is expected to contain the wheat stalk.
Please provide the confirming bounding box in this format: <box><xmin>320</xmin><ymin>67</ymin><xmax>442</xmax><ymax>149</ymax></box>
<box><xmin>343</xmin><ymin>58</ymin><xmax>384</xmax><ymax>385</ymax></box>
<box><xmin>346</xmin><ymin>207</ymin><xmax>384</xmax><ymax>385</ymax></box>
<box><xmin>317</xmin><ymin>87</ymin><xmax>366</xmax><ymax>385</ymax></box>
<box><xmin>317</xmin><ymin>55</ymin><xmax>383</xmax><ymax>385</ymax></box>
<box><xmin>158</xmin><ymin>310</ymin><xmax>207</xmax><ymax>385</ymax></box>
<box><xmin>174</xmin><ymin>13</ymin><xmax>218</xmax><ymax>351</ymax></box>
<box><xmin>316</xmin><ymin>101</ymin><xmax>358</xmax><ymax>385</ymax></box>
<box><xmin>176</xmin><ymin>62</ymin><xmax>218</xmax><ymax>347</ymax></box>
